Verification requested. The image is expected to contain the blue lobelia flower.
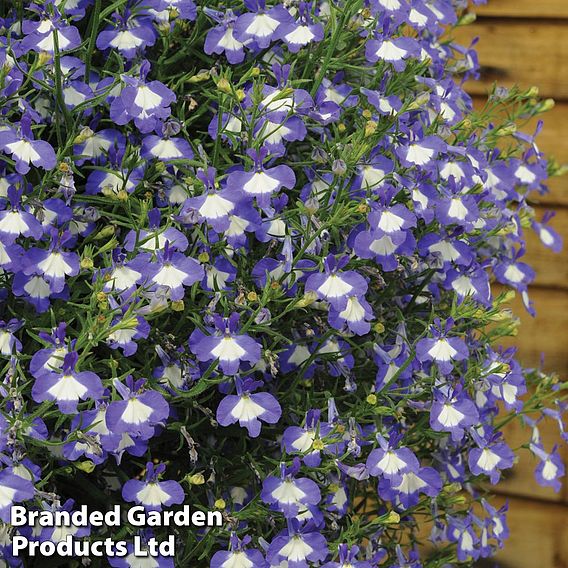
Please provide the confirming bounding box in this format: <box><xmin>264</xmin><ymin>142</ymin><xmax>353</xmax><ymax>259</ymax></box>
<box><xmin>321</xmin><ymin>544</ymin><xmax>372</xmax><ymax>568</ymax></box>
<box><xmin>216</xmin><ymin>377</ymin><xmax>281</xmax><ymax>437</ymax></box>
<box><xmin>0</xmin><ymin>118</ymin><xmax>56</xmax><ymax>175</ymax></box>
<box><xmin>106</xmin><ymin>376</ymin><xmax>170</xmax><ymax>439</ymax></box>
<box><xmin>31</xmin><ymin>351</ymin><xmax>104</xmax><ymax>414</ymax></box>
<box><xmin>305</xmin><ymin>254</ymin><xmax>368</xmax><ymax>311</ymax></box>
<box><xmin>204</xmin><ymin>9</ymin><xmax>247</xmax><ymax>64</ymax></box>
<box><xmin>234</xmin><ymin>0</ymin><xmax>294</xmax><ymax>49</ymax></box>
<box><xmin>122</xmin><ymin>462</ymin><xmax>185</xmax><ymax>511</ymax></box>
<box><xmin>190</xmin><ymin>313</ymin><xmax>262</xmax><ymax>376</ymax></box>
<box><xmin>0</xmin><ymin>319</ymin><xmax>23</xmax><ymax>356</ymax></box>
<box><xmin>0</xmin><ymin>468</ymin><xmax>35</xmax><ymax>522</ymax></box>
<box><xmin>210</xmin><ymin>533</ymin><xmax>268</xmax><ymax>568</ymax></box>
<box><xmin>266</xmin><ymin>519</ymin><xmax>328</xmax><ymax>568</ymax></box>
<box><xmin>261</xmin><ymin>459</ymin><xmax>321</xmax><ymax>518</ymax></box>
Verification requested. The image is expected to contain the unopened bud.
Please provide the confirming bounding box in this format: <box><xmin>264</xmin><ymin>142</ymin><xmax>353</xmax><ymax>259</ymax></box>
<box><xmin>539</xmin><ymin>98</ymin><xmax>556</xmax><ymax>112</ymax></box>
<box><xmin>526</xmin><ymin>86</ymin><xmax>539</xmax><ymax>98</ymax></box>
<box><xmin>366</xmin><ymin>394</ymin><xmax>377</xmax><ymax>405</ymax></box>
<box><xmin>217</xmin><ymin>77</ymin><xmax>232</xmax><ymax>94</ymax></box>
<box><xmin>458</xmin><ymin>12</ymin><xmax>476</xmax><ymax>26</ymax></box>
<box><xmin>365</xmin><ymin>120</ymin><xmax>378</xmax><ymax>137</ymax></box>
<box><xmin>80</xmin><ymin>257</ymin><xmax>94</xmax><ymax>270</ymax></box>
<box><xmin>496</xmin><ymin>123</ymin><xmax>517</xmax><ymax>136</ymax></box>
<box><xmin>93</xmin><ymin>225</ymin><xmax>115</xmax><ymax>240</ymax></box>
<box><xmin>73</xmin><ymin>127</ymin><xmax>94</xmax><ymax>145</ymax></box>
<box><xmin>304</xmin><ymin>196</ymin><xmax>320</xmax><ymax>215</ymax></box>
<box><xmin>332</xmin><ymin>159</ymin><xmax>347</xmax><ymax>176</ymax></box>
<box><xmin>407</xmin><ymin>92</ymin><xmax>430</xmax><ymax>110</ymax></box>
<box><xmin>188</xmin><ymin>473</ymin><xmax>205</xmax><ymax>485</ymax></box>
<box><xmin>171</xmin><ymin>300</ymin><xmax>185</xmax><ymax>311</ymax></box>
<box><xmin>311</xmin><ymin>147</ymin><xmax>328</xmax><ymax>164</ymax></box>
<box><xmin>75</xmin><ymin>461</ymin><xmax>96</xmax><ymax>473</ymax></box>
<box><xmin>297</xmin><ymin>291</ymin><xmax>318</xmax><ymax>308</ymax></box>
<box><xmin>38</xmin><ymin>51</ymin><xmax>52</xmax><ymax>66</ymax></box>
<box><xmin>188</xmin><ymin>70</ymin><xmax>210</xmax><ymax>83</ymax></box>
<box><xmin>384</xmin><ymin>511</ymin><xmax>400</xmax><ymax>524</ymax></box>
<box><xmin>373</xmin><ymin>322</ymin><xmax>385</xmax><ymax>334</ymax></box>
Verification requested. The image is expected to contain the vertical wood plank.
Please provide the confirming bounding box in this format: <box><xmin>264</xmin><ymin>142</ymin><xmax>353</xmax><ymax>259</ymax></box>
<box><xmin>452</xmin><ymin>22</ymin><xmax>568</xmax><ymax>99</ymax></box>
<box><xmin>473</xmin><ymin>0</ymin><xmax>568</xmax><ymax>18</ymax></box>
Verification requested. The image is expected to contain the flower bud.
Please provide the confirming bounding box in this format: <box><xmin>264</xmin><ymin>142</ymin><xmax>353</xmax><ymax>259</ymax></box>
<box><xmin>311</xmin><ymin>147</ymin><xmax>328</xmax><ymax>164</ymax></box>
<box><xmin>373</xmin><ymin>322</ymin><xmax>385</xmax><ymax>334</ymax></box>
<box><xmin>526</xmin><ymin>86</ymin><xmax>539</xmax><ymax>98</ymax></box>
<box><xmin>496</xmin><ymin>123</ymin><xmax>517</xmax><ymax>136</ymax></box>
<box><xmin>312</xmin><ymin>439</ymin><xmax>325</xmax><ymax>451</ymax></box>
<box><xmin>73</xmin><ymin>127</ymin><xmax>94</xmax><ymax>145</ymax></box>
<box><xmin>38</xmin><ymin>51</ymin><xmax>52</xmax><ymax>66</ymax></box>
<box><xmin>171</xmin><ymin>300</ymin><xmax>185</xmax><ymax>311</ymax></box>
<box><xmin>255</xmin><ymin>308</ymin><xmax>271</xmax><ymax>325</ymax></box>
<box><xmin>407</xmin><ymin>92</ymin><xmax>430</xmax><ymax>110</ymax></box>
<box><xmin>76</xmin><ymin>461</ymin><xmax>96</xmax><ymax>473</ymax></box>
<box><xmin>384</xmin><ymin>511</ymin><xmax>400</xmax><ymax>524</ymax></box>
<box><xmin>458</xmin><ymin>12</ymin><xmax>476</xmax><ymax>26</ymax></box>
<box><xmin>188</xmin><ymin>473</ymin><xmax>205</xmax><ymax>485</ymax></box>
<box><xmin>332</xmin><ymin>159</ymin><xmax>347</xmax><ymax>176</ymax></box>
<box><xmin>188</xmin><ymin>70</ymin><xmax>211</xmax><ymax>83</ymax></box>
<box><xmin>365</xmin><ymin>120</ymin><xmax>378</xmax><ymax>137</ymax></box>
<box><xmin>214</xmin><ymin>498</ymin><xmax>226</xmax><ymax>509</ymax></box>
<box><xmin>80</xmin><ymin>257</ymin><xmax>94</xmax><ymax>270</ymax></box>
<box><xmin>93</xmin><ymin>225</ymin><xmax>115</xmax><ymax>240</ymax></box>
<box><xmin>539</xmin><ymin>98</ymin><xmax>556</xmax><ymax>112</ymax></box>
<box><xmin>217</xmin><ymin>77</ymin><xmax>232</xmax><ymax>94</ymax></box>
<box><xmin>296</xmin><ymin>291</ymin><xmax>318</xmax><ymax>308</ymax></box>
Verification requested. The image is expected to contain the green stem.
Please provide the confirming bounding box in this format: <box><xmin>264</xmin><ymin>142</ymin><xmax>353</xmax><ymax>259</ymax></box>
<box><xmin>84</xmin><ymin>0</ymin><xmax>102</xmax><ymax>81</ymax></box>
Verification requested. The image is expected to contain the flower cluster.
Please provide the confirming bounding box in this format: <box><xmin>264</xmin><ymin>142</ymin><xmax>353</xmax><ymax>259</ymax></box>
<box><xmin>0</xmin><ymin>0</ymin><xmax>565</xmax><ymax>566</ymax></box>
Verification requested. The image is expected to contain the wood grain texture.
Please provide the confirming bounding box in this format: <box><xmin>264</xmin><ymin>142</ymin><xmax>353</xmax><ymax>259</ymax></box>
<box><xmin>524</xmin><ymin>207</ymin><xmax>568</xmax><ymax>289</ymax></box>
<box><xmin>540</xmin><ymin>178</ymin><xmax>568</xmax><ymax>208</ymax></box>
<box><xmin>516</xmin><ymin>101</ymin><xmax>568</xmax><ymax>207</ymax></box>
<box><xmin>492</xmin><ymin>496</ymin><xmax>568</xmax><ymax>568</ymax></box>
<box><xmin>472</xmin><ymin>97</ymin><xmax>568</xmax><ymax>206</ymax></box>
<box><xmin>497</xmin><ymin>286</ymin><xmax>568</xmax><ymax>374</ymax></box>
<box><xmin>473</xmin><ymin>0</ymin><xmax>568</xmax><ymax>19</ymax></box>
<box><xmin>498</xmin><ymin>416</ymin><xmax>566</xmax><ymax>502</ymax></box>
<box><xmin>452</xmin><ymin>22</ymin><xmax>568</xmax><ymax>99</ymax></box>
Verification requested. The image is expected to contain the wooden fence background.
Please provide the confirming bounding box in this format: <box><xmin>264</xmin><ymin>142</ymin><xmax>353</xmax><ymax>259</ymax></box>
<box><xmin>454</xmin><ymin>2</ymin><xmax>568</xmax><ymax>567</ymax></box>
